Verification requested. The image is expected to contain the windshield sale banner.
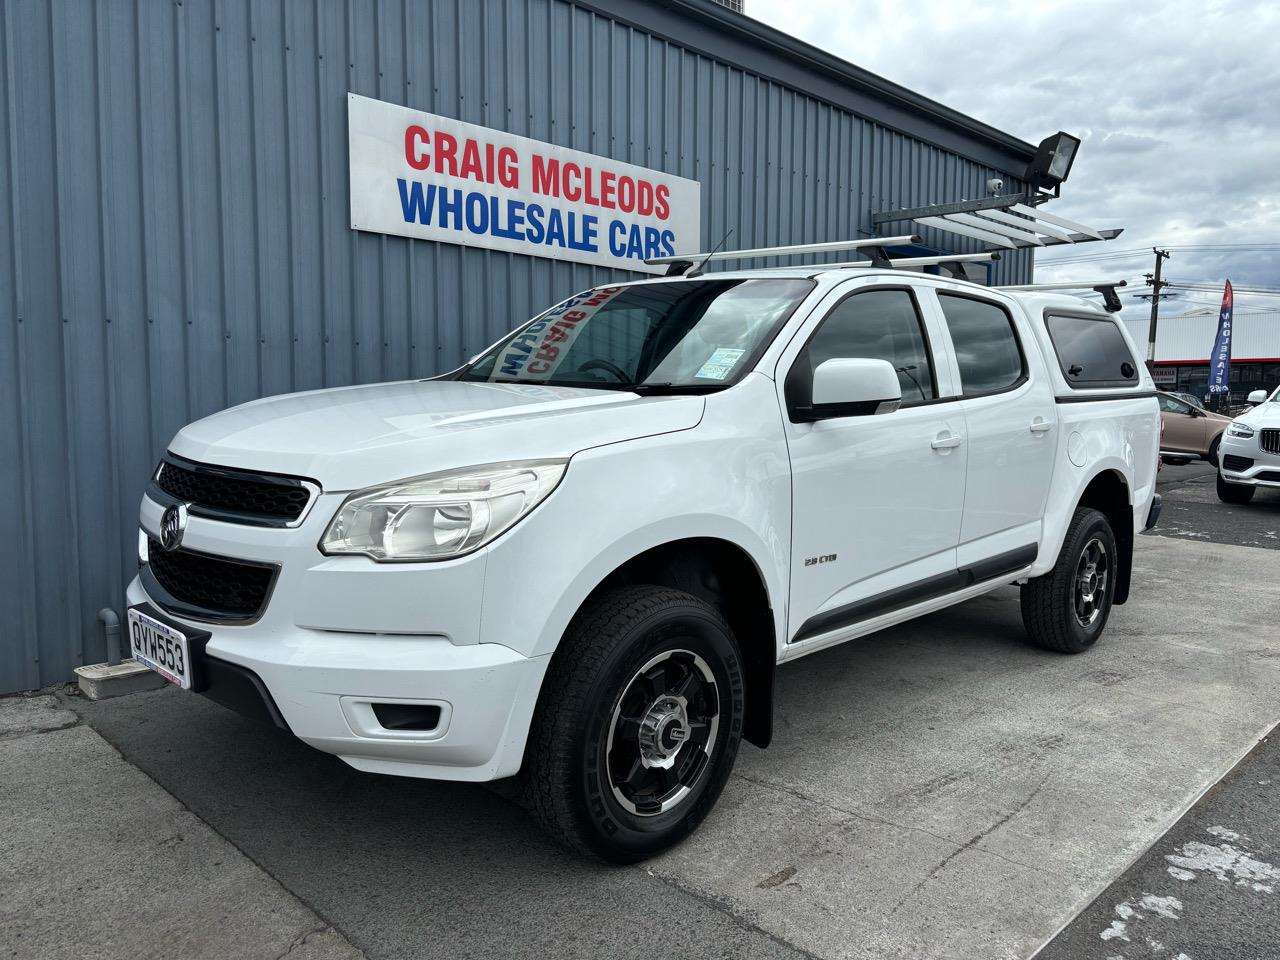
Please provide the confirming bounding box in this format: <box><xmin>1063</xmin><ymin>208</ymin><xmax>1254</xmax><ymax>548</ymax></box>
<box><xmin>347</xmin><ymin>94</ymin><xmax>701</xmax><ymax>273</ymax></box>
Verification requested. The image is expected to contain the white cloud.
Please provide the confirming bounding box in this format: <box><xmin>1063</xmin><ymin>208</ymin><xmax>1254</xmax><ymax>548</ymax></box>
<box><xmin>745</xmin><ymin>0</ymin><xmax>1280</xmax><ymax>308</ymax></box>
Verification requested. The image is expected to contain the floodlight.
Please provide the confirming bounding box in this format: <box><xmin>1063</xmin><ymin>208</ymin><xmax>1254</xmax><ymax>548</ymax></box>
<box><xmin>1025</xmin><ymin>131</ymin><xmax>1081</xmax><ymax>193</ymax></box>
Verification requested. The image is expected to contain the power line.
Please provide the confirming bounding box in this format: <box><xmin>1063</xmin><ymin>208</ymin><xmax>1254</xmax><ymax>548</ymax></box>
<box><xmin>1168</xmin><ymin>282</ymin><xmax>1280</xmax><ymax>295</ymax></box>
<box><xmin>1040</xmin><ymin>242</ymin><xmax>1280</xmax><ymax>267</ymax></box>
<box><xmin>1049</xmin><ymin>242</ymin><xmax>1280</xmax><ymax>255</ymax></box>
<box><xmin>1042</xmin><ymin>252</ymin><xmax>1280</xmax><ymax>268</ymax></box>
<box><xmin>1046</xmin><ymin>242</ymin><xmax>1280</xmax><ymax>255</ymax></box>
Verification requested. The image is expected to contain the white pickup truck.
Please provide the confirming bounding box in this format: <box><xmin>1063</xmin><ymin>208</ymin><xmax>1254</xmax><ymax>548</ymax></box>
<box><xmin>127</xmin><ymin>264</ymin><xmax>1161</xmax><ymax>861</ymax></box>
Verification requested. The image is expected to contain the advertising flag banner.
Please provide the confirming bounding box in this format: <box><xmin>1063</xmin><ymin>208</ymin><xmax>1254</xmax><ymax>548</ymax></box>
<box><xmin>347</xmin><ymin>93</ymin><xmax>701</xmax><ymax>274</ymax></box>
<box><xmin>1206</xmin><ymin>280</ymin><xmax>1234</xmax><ymax>395</ymax></box>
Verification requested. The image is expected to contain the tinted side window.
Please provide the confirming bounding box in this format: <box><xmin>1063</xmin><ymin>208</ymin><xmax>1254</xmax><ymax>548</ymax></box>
<box><xmin>1046</xmin><ymin>314</ymin><xmax>1140</xmax><ymax>386</ymax></box>
<box><xmin>1158</xmin><ymin>395</ymin><xmax>1189</xmax><ymax>414</ymax></box>
<box><xmin>787</xmin><ymin>289</ymin><xmax>936</xmax><ymax>410</ymax></box>
<box><xmin>938</xmin><ymin>294</ymin><xmax>1025</xmax><ymax>396</ymax></box>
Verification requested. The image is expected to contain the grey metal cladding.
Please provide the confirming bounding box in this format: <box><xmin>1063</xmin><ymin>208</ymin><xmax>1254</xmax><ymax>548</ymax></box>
<box><xmin>577</xmin><ymin>0</ymin><xmax>1039</xmax><ymax>175</ymax></box>
<box><xmin>0</xmin><ymin>0</ymin><xmax>1032</xmax><ymax>694</ymax></box>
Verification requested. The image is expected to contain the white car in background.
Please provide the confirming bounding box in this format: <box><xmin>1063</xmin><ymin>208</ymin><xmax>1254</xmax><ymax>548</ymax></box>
<box><xmin>1217</xmin><ymin>386</ymin><xmax>1280</xmax><ymax>503</ymax></box>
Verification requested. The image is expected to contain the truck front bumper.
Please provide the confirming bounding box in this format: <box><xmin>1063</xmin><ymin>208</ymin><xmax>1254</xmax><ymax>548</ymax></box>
<box><xmin>126</xmin><ymin>575</ymin><xmax>550</xmax><ymax>782</ymax></box>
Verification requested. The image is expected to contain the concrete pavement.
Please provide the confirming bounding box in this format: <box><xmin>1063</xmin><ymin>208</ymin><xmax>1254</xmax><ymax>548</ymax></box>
<box><xmin>647</xmin><ymin>535</ymin><xmax>1280</xmax><ymax>959</ymax></box>
<box><xmin>0</xmin><ymin>695</ymin><xmax>364</xmax><ymax>960</ymax></box>
<box><xmin>53</xmin><ymin>533</ymin><xmax>1280</xmax><ymax>959</ymax></box>
<box><xmin>1040</xmin><ymin>727</ymin><xmax>1280</xmax><ymax>960</ymax></box>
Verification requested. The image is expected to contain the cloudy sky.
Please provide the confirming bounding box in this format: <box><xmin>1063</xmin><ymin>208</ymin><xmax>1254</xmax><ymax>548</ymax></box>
<box><xmin>747</xmin><ymin>0</ymin><xmax>1280</xmax><ymax>314</ymax></box>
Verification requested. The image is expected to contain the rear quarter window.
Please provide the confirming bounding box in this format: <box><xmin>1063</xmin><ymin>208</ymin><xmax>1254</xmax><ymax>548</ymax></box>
<box><xmin>1046</xmin><ymin>314</ymin><xmax>1140</xmax><ymax>387</ymax></box>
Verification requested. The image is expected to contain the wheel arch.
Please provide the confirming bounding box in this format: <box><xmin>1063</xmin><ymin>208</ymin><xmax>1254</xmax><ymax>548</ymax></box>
<box><xmin>1075</xmin><ymin>468</ymin><xmax>1134</xmax><ymax>605</ymax></box>
<box><xmin>553</xmin><ymin>536</ymin><xmax>778</xmax><ymax>749</ymax></box>
<box><xmin>1207</xmin><ymin>429</ymin><xmax>1224</xmax><ymax>465</ymax></box>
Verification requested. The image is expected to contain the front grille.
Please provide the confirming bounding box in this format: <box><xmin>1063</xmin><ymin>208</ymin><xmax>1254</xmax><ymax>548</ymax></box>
<box><xmin>1223</xmin><ymin>454</ymin><xmax>1255</xmax><ymax>473</ymax></box>
<box><xmin>153</xmin><ymin>456</ymin><xmax>312</xmax><ymax>526</ymax></box>
<box><xmin>146</xmin><ymin>538</ymin><xmax>276</xmax><ymax>622</ymax></box>
<box><xmin>1259</xmin><ymin>471</ymin><xmax>1280</xmax><ymax>483</ymax></box>
<box><xmin>1261</xmin><ymin>429</ymin><xmax>1280</xmax><ymax>455</ymax></box>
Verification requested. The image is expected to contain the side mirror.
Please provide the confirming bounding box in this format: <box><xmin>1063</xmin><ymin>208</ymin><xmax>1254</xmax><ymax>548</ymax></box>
<box><xmin>1247</xmin><ymin>389</ymin><xmax>1268</xmax><ymax>405</ymax></box>
<box><xmin>807</xmin><ymin>358</ymin><xmax>902</xmax><ymax>420</ymax></box>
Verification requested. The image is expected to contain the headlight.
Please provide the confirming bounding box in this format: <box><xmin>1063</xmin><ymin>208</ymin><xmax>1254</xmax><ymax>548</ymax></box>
<box><xmin>320</xmin><ymin>460</ymin><xmax>567</xmax><ymax>561</ymax></box>
<box><xmin>1227</xmin><ymin>423</ymin><xmax>1256</xmax><ymax>439</ymax></box>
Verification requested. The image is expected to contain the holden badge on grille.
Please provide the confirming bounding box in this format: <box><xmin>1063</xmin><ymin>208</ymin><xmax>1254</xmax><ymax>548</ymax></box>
<box><xmin>160</xmin><ymin>503</ymin><xmax>189</xmax><ymax>552</ymax></box>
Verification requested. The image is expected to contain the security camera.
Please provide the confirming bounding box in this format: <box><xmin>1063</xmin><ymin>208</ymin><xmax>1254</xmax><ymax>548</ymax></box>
<box><xmin>986</xmin><ymin>177</ymin><xmax>1005</xmax><ymax>195</ymax></box>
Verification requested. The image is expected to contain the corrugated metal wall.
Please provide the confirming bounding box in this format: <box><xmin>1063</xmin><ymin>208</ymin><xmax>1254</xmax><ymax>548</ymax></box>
<box><xmin>0</xmin><ymin>0</ymin><xmax>1032</xmax><ymax>693</ymax></box>
<box><xmin>1123</xmin><ymin>308</ymin><xmax>1280</xmax><ymax>363</ymax></box>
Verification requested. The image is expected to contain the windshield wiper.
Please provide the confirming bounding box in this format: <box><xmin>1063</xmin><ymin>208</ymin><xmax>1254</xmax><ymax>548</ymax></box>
<box><xmin>627</xmin><ymin>382</ymin><xmax>727</xmax><ymax>395</ymax></box>
<box><xmin>459</xmin><ymin>376</ymin><xmax>722</xmax><ymax>395</ymax></box>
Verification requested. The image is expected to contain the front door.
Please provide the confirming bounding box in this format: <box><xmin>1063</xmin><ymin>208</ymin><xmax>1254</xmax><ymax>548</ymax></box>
<box><xmin>780</xmin><ymin>284</ymin><xmax>966</xmax><ymax>646</ymax></box>
<box><xmin>1159</xmin><ymin>394</ymin><xmax>1206</xmax><ymax>454</ymax></box>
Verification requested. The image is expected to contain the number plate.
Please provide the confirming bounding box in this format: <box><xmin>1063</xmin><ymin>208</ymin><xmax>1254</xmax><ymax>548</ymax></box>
<box><xmin>128</xmin><ymin>608</ymin><xmax>193</xmax><ymax>689</ymax></box>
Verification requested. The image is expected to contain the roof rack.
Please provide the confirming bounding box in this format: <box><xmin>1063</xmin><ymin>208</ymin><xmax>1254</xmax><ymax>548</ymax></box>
<box><xmin>824</xmin><ymin>252</ymin><xmax>1000</xmax><ymax>269</ymax></box>
<box><xmin>646</xmin><ymin>235</ymin><xmax>920</xmax><ymax>277</ymax></box>
<box><xmin>998</xmin><ymin>279</ymin><xmax>1128</xmax><ymax>312</ymax></box>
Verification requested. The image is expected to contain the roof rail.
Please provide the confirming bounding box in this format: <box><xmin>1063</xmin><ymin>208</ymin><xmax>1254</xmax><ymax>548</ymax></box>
<box><xmin>998</xmin><ymin>279</ymin><xmax>1128</xmax><ymax>312</ymax></box>
<box><xmin>646</xmin><ymin>235</ymin><xmax>920</xmax><ymax>276</ymax></box>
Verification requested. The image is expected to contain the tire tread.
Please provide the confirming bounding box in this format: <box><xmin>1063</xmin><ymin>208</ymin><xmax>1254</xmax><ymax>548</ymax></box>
<box><xmin>1021</xmin><ymin>507</ymin><xmax>1111</xmax><ymax>654</ymax></box>
<box><xmin>1217</xmin><ymin>472</ymin><xmax>1255</xmax><ymax>504</ymax></box>
<box><xmin>521</xmin><ymin>585</ymin><xmax>734</xmax><ymax>860</ymax></box>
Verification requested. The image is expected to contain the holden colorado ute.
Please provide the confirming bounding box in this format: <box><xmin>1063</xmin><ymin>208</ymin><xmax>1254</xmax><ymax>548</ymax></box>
<box><xmin>126</xmin><ymin>263</ymin><xmax>1161</xmax><ymax>862</ymax></box>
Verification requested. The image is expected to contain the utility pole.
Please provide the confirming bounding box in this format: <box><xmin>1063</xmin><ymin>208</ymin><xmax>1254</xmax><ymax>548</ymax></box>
<box><xmin>1144</xmin><ymin>248</ymin><xmax>1171</xmax><ymax>372</ymax></box>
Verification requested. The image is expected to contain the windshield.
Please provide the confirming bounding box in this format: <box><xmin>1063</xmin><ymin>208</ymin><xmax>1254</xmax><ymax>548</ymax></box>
<box><xmin>459</xmin><ymin>278</ymin><xmax>814</xmax><ymax>391</ymax></box>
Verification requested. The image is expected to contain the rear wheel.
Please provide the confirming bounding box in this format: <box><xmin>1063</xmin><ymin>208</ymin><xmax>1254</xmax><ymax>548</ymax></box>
<box><xmin>1021</xmin><ymin>507</ymin><xmax>1117</xmax><ymax>654</ymax></box>
<box><xmin>521</xmin><ymin>586</ymin><xmax>744</xmax><ymax>863</ymax></box>
<box><xmin>1217</xmin><ymin>472</ymin><xmax>1255</xmax><ymax>504</ymax></box>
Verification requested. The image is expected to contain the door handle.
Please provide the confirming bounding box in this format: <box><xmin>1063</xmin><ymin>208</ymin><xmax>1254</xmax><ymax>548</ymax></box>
<box><xmin>931</xmin><ymin>433</ymin><xmax>963</xmax><ymax>450</ymax></box>
<box><xmin>1029</xmin><ymin>419</ymin><xmax>1053</xmax><ymax>434</ymax></box>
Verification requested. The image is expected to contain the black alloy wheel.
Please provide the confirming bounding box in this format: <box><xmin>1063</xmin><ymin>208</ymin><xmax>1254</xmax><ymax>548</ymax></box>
<box><xmin>1021</xmin><ymin>507</ymin><xmax>1118</xmax><ymax>654</ymax></box>
<box><xmin>521</xmin><ymin>586</ymin><xmax>744</xmax><ymax>862</ymax></box>
<box><xmin>604</xmin><ymin>648</ymin><xmax>720</xmax><ymax>817</ymax></box>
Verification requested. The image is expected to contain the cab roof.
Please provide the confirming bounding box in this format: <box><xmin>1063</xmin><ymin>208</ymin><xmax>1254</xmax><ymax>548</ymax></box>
<box><xmin>616</xmin><ymin>266</ymin><xmax>1115</xmax><ymax>315</ymax></box>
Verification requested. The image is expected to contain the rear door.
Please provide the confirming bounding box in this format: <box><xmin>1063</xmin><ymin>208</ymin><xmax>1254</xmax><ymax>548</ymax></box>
<box><xmin>928</xmin><ymin>291</ymin><xmax>1058</xmax><ymax>567</ymax></box>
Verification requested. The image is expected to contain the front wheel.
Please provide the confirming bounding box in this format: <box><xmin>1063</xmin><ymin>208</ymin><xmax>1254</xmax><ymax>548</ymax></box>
<box><xmin>521</xmin><ymin>586</ymin><xmax>744</xmax><ymax>863</ymax></box>
<box><xmin>1021</xmin><ymin>507</ymin><xmax>1117</xmax><ymax>654</ymax></box>
<box><xmin>1206</xmin><ymin>435</ymin><xmax>1222</xmax><ymax>467</ymax></box>
<box><xmin>1217</xmin><ymin>472</ymin><xmax>1255</xmax><ymax>504</ymax></box>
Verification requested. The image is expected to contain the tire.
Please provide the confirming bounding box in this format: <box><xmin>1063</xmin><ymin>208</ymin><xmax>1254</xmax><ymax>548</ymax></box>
<box><xmin>1217</xmin><ymin>472</ymin><xmax>1255</xmax><ymax>504</ymax></box>
<box><xmin>1021</xmin><ymin>507</ymin><xmax>1117</xmax><ymax>654</ymax></box>
<box><xmin>1207</xmin><ymin>435</ymin><xmax>1222</xmax><ymax>468</ymax></box>
<box><xmin>521</xmin><ymin>585</ymin><xmax>745</xmax><ymax>863</ymax></box>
